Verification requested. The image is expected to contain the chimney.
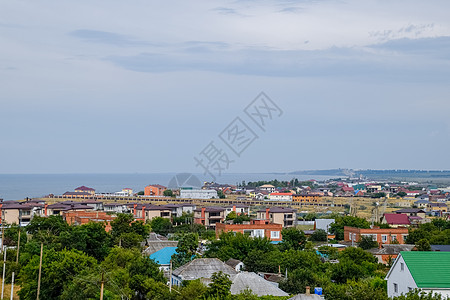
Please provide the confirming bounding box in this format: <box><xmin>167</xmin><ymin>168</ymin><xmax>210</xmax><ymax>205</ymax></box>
<box><xmin>44</xmin><ymin>203</ymin><xmax>48</xmax><ymax>216</ymax></box>
<box><xmin>265</xmin><ymin>208</ymin><xmax>270</xmax><ymax>221</ymax></box>
<box><xmin>233</xmin><ymin>205</ymin><xmax>236</xmax><ymax>212</ymax></box>
<box><xmin>133</xmin><ymin>204</ymin><xmax>137</xmax><ymax>217</ymax></box>
<box><xmin>201</xmin><ymin>207</ymin><xmax>206</xmax><ymax>218</ymax></box>
<box><xmin>306</xmin><ymin>286</ymin><xmax>310</xmax><ymax>295</ymax></box>
<box><xmin>142</xmin><ymin>206</ymin><xmax>146</xmax><ymax>221</ymax></box>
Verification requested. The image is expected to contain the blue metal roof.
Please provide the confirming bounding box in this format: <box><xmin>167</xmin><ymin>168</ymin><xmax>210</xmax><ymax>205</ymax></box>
<box><xmin>149</xmin><ymin>247</ymin><xmax>177</xmax><ymax>265</ymax></box>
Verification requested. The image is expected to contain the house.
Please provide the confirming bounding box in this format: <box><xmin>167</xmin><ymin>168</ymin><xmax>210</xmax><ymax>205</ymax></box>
<box><xmin>394</xmin><ymin>208</ymin><xmax>426</xmax><ymax>219</ymax></box>
<box><xmin>292</xmin><ymin>194</ymin><xmax>321</xmax><ymax>203</ymax></box>
<box><xmin>171</xmin><ymin>258</ymin><xmax>237</xmax><ymax>286</ymax></box>
<box><xmin>224</xmin><ymin>205</ymin><xmax>250</xmax><ymax>218</ymax></box>
<box><xmin>225</xmin><ymin>259</ymin><xmax>244</xmax><ymax>272</ymax></box>
<box><xmin>62</xmin><ymin>211</ymin><xmax>115</xmax><ymax>231</ymax></box>
<box><xmin>103</xmin><ymin>203</ymin><xmax>129</xmax><ymax>214</ymax></box>
<box><xmin>381</xmin><ymin>214</ymin><xmax>411</xmax><ymax>227</ymax></box>
<box><xmin>132</xmin><ymin>204</ymin><xmax>171</xmax><ymax>222</ymax></box>
<box><xmin>344</xmin><ymin>226</ymin><xmax>409</xmax><ymax>244</ymax></box>
<box><xmin>314</xmin><ymin>219</ymin><xmax>334</xmax><ymax>234</ymax></box>
<box><xmin>429</xmin><ymin>195</ymin><xmax>447</xmax><ymax>203</ymax></box>
<box><xmin>194</xmin><ymin>207</ymin><xmax>225</xmax><ymax>228</ymax></box>
<box><xmin>144</xmin><ymin>184</ymin><xmax>167</xmax><ymax>196</ymax></box>
<box><xmin>46</xmin><ymin>202</ymin><xmax>94</xmax><ymax>216</ymax></box>
<box><xmin>62</xmin><ymin>191</ymin><xmax>92</xmax><ymax>198</ymax></box>
<box><xmin>259</xmin><ymin>185</ymin><xmax>276</xmax><ymax>193</ymax></box>
<box><xmin>215</xmin><ymin>220</ymin><xmax>283</xmax><ymax>241</ymax></box>
<box><xmin>180</xmin><ymin>189</ymin><xmax>218</xmax><ymax>199</ymax></box>
<box><xmin>230</xmin><ymin>272</ymin><xmax>289</xmax><ymax>297</ymax></box>
<box><xmin>74</xmin><ymin>186</ymin><xmax>95</xmax><ymax>195</ymax></box>
<box><xmin>414</xmin><ymin>200</ymin><xmax>429</xmax><ymax>209</ymax></box>
<box><xmin>268</xmin><ymin>193</ymin><xmax>292</xmax><ymax>201</ymax></box>
<box><xmin>386</xmin><ymin>252</ymin><xmax>450</xmax><ymax>298</ymax></box>
<box><xmin>256</xmin><ymin>207</ymin><xmax>297</xmax><ymax>228</ymax></box>
<box><xmin>366</xmin><ymin>185</ymin><xmax>382</xmax><ymax>193</ymax></box>
<box><xmin>150</xmin><ymin>247</ymin><xmax>178</xmax><ymax>272</ymax></box>
<box><xmin>0</xmin><ymin>201</ymin><xmax>44</xmax><ymax>226</ymax></box>
<box><xmin>368</xmin><ymin>244</ymin><xmax>415</xmax><ymax>264</ymax></box>
<box><xmin>427</xmin><ymin>202</ymin><xmax>448</xmax><ymax>215</ymax></box>
<box><xmin>164</xmin><ymin>204</ymin><xmax>196</xmax><ymax>218</ymax></box>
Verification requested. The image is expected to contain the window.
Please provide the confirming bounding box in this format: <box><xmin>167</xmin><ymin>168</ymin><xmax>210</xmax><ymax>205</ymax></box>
<box><xmin>391</xmin><ymin>235</ymin><xmax>397</xmax><ymax>241</ymax></box>
<box><xmin>400</xmin><ymin>262</ymin><xmax>404</xmax><ymax>271</ymax></box>
<box><xmin>382</xmin><ymin>235</ymin><xmax>388</xmax><ymax>243</ymax></box>
<box><xmin>271</xmin><ymin>231</ymin><xmax>280</xmax><ymax>239</ymax></box>
<box><xmin>394</xmin><ymin>283</ymin><xmax>398</xmax><ymax>293</ymax></box>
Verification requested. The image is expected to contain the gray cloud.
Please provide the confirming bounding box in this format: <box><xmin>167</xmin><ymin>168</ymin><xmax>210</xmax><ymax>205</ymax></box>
<box><xmin>69</xmin><ymin>29</ymin><xmax>156</xmax><ymax>47</ymax></box>
<box><xmin>106</xmin><ymin>37</ymin><xmax>450</xmax><ymax>82</ymax></box>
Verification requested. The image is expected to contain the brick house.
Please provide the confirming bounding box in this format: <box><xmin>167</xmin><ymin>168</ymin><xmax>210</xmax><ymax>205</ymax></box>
<box><xmin>194</xmin><ymin>207</ymin><xmax>225</xmax><ymax>228</ymax></box>
<box><xmin>144</xmin><ymin>184</ymin><xmax>167</xmax><ymax>196</ymax></box>
<box><xmin>344</xmin><ymin>226</ymin><xmax>409</xmax><ymax>244</ymax></box>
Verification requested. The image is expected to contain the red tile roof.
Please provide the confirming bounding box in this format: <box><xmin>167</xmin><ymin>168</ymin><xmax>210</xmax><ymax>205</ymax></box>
<box><xmin>384</xmin><ymin>213</ymin><xmax>410</xmax><ymax>225</ymax></box>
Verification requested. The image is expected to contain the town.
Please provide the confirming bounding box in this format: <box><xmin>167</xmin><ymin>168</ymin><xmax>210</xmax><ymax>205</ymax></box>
<box><xmin>1</xmin><ymin>176</ymin><xmax>449</xmax><ymax>299</ymax></box>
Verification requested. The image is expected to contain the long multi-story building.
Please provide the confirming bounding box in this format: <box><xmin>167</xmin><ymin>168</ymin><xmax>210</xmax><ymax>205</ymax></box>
<box><xmin>344</xmin><ymin>226</ymin><xmax>409</xmax><ymax>244</ymax></box>
<box><xmin>215</xmin><ymin>220</ymin><xmax>282</xmax><ymax>241</ymax></box>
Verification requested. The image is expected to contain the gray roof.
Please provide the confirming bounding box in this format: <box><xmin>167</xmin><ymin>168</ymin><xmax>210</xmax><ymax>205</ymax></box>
<box><xmin>173</xmin><ymin>258</ymin><xmax>237</xmax><ymax>281</ymax></box>
<box><xmin>225</xmin><ymin>258</ymin><xmax>243</xmax><ymax>269</ymax></box>
<box><xmin>288</xmin><ymin>294</ymin><xmax>323</xmax><ymax>300</ymax></box>
<box><xmin>230</xmin><ymin>272</ymin><xmax>289</xmax><ymax>297</ymax></box>
<box><xmin>431</xmin><ymin>245</ymin><xmax>450</xmax><ymax>252</ymax></box>
<box><xmin>368</xmin><ymin>244</ymin><xmax>415</xmax><ymax>255</ymax></box>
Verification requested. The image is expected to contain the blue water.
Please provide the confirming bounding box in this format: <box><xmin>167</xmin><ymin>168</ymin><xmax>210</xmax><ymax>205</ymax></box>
<box><xmin>0</xmin><ymin>173</ymin><xmax>334</xmax><ymax>201</ymax></box>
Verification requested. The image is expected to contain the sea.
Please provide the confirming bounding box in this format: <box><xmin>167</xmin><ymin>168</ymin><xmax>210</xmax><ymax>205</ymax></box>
<box><xmin>0</xmin><ymin>173</ymin><xmax>335</xmax><ymax>201</ymax></box>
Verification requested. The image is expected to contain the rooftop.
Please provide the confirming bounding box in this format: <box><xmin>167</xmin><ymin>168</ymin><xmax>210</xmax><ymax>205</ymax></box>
<box><xmin>149</xmin><ymin>247</ymin><xmax>178</xmax><ymax>266</ymax></box>
<box><xmin>401</xmin><ymin>251</ymin><xmax>450</xmax><ymax>288</ymax></box>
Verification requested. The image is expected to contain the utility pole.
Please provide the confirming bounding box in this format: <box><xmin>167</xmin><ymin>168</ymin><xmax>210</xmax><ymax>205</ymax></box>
<box><xmin>0</xmin><ymin>198</ymin><xmax>4</xmax><ymax>252</ymax></box>
<box><xmin>100</xmin><ymin>272</ymin><xmax>104</xmax><ymax>300</ymax></box>
<box><xmin>1</xmin><ymin>248</ymin><xmax>6</xmax><ymax>300</ymax></box>
<box><xmin>36</xmin><ymin>243</ymin><xmax>43</xmax><ymax>300</ymax></box>
<box><xmin>10</xmin><ymin>272</ymin><xmax>14</xmax><ymax>300</ymax></box>
<box><xmin>16</xmin><ymin>229</ymin><xmax>20</xmax><ymax>264</ymax></box>
<box><xmin>169</xmin><ymin>260</ymin><xmax>172</xmax><ymax>293</ymax></box>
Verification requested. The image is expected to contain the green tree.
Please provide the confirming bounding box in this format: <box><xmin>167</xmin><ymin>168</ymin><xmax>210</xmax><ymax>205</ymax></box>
<box><xmin>310</xmin><ymin>229</ymin><xmax>328</xmax><ymax>242</ymax></box>
<box><xmin>397</xmin><ymin>191</ymin><xmax>407</xmax><ymax>198</ymax></box>
<box><xmin>164</xmin><ymin>189</ymin><xmax>174</xmax><ymax>197</ymax></box>
<box><xmin>416</xmin><ymin>239</ymin><xmax>431</xmax><ymax>251</ymax></box>
<box><xmin>392</xmin><ymin>289</ymin><xmax>446</xmax><ymax>299</ymax></box>
<box><xmin>358</xmin><ymin>235</ymin><xmax>379</xmax><ymax>250</ymax></box>
<box><xmin>217</xmin><ymin>190</ymin><xmax>226</xmax><ymax>199</ymax></box>
<box><xmin>18</xmin><ymin>249</ymin><xmax>97</xmax><ymax>300</ymax></box>
<box><xmin>151</xmin><ymin>217</ymin><xmax>173</xmax><ymax>236</ymax></box>
<box><xmin>226</xmin><ymin>211</ymin><xmax>237</xmax><ymax>221</ymax></box>
<box><xmin>279</xmin><ymin>228</ymin><xmax>307</xmax><ymax>251</ymax></box>
<box><xmin>60</xmin><ymin>221</ymin><xmax>111</xmax><ymax>261</ymax></box>
<box><xmin>171</xmin><ymin>233</ymin><xmax>199</xmax><ymax>268</ymax></box>
<box><xmin>329</xmin><ymin>216</ymin><xmax>370</xmax><ymax>241</ymax></box>
<box><xmin>178</xmin><ymin>279</ymin><xmax>208</xmax><ymax>300</ymax></box>
<box><xmin>207</xmin><ymin>271</ymin><xmax>232</xmax><ymax>299</ymax></box>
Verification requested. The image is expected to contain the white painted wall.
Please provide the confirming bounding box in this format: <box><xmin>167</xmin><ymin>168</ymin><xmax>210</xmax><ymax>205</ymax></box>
<box><xmin>386</xmin><ymin>255</ymin><xmax>417</xmax><ymax>298</ymax></box>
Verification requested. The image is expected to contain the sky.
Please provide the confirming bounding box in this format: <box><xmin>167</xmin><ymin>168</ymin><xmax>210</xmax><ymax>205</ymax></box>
<box><xmin>1</xmin><ymin>0</ymin><xmax>450</xmax><ymax>176</ymax></box>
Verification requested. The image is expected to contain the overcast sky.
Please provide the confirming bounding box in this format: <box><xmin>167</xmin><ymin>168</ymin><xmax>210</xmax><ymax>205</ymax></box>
<box><xmin>1</xmin><ymin>0</ymin><xmax>450</xmax><ymax>175</ymax></box>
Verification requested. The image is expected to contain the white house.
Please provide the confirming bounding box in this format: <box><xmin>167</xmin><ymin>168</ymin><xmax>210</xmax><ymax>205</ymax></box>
<box><xmin>385</xmin><ymin>251</ymin><xmax>450</xmax><ymax>298</ymax></box>
<box><xmin>268</xmin><ymin>193</ymin><xmax>292</xmax><ymax>201</ymax></box>
<box><xmin>179</xmin><ymin>189</ymin><xmax>218</xmax><ymax>199</ymax></box>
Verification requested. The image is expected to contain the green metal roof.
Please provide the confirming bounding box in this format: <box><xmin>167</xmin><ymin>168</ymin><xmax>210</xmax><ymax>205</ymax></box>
<box><xmin>401</xmin><ymin>251</ymin><xmax>450</xmax><ymax>288</ymax></box>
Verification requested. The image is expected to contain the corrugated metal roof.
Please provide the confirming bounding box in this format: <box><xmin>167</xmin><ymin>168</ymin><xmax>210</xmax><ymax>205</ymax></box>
<box><xmin>230</xmin><ymin>272</ymin><xmax>288</xmax><ymax>296</ymax></box>
<box><xmin>402</xmin><ymin>251</ymin><xmax>450</xmax><ymax>288</ymax></box>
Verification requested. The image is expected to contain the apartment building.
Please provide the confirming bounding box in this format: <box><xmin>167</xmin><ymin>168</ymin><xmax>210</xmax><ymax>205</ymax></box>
<box><xmin>256</xmin><ymin>207</ymin><xmax>297</xmax><ymax>228</ymax></box>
